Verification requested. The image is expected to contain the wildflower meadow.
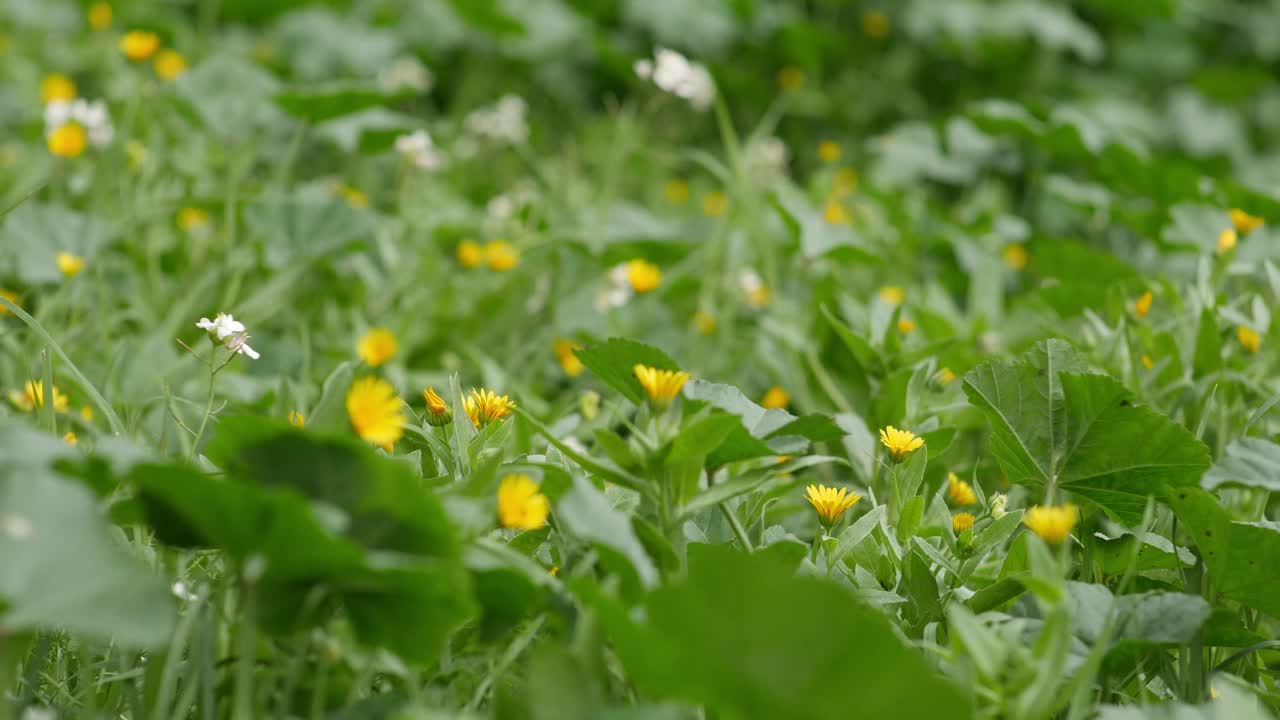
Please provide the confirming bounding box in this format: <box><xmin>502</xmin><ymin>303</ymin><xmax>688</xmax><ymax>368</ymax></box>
<box><xmin>3</xmin><ymin>1</ymin><xmax>1280</xmax><ymax>718</ymax></box>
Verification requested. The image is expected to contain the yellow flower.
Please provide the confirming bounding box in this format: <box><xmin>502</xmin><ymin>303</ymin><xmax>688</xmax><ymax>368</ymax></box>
<box><xmin>456</xmin><ymin>240</ymin><xmax>483</xmax><ymax>268</ymax></box>
<box><xmin>834</xmin><ymin>167</ymin><xmax>858</xmax><ymax>196</ymax></box>
<box><xmin>464</xmin><ymin>388</ymin><xmax>515</xmax><ymax>428</ymax></box>
<box><xmin>47</xmin><ymin>123</ymin><xmax>87</xmax><ymax>158</ymax></box>
<box><xmin>0</xmin><ymin>289</ymin><xmax>19</xmax><ymax>314</ymax></box>
<box><xmin>497</xmin><ymin>474</ymin><xmax>550</xmax><ymax>530</ymax></box>
<box><xmin>746</xmin><ymin>285</ymin><xmax>772</xmax><ymax>309</ymax></box>
<box><xmin>878</xmin><ymin>286</ymin><xmax>904</xmax><ymax>305</ymax></box>
<box><xmin>8</xmin><ymin>380</ymin><xmax>69</xmax><ymax>412</ymax></box>
<box><xmin>947</xmin><ymin>472</ymin><xmax>977</xmax><ymax>506</ymax></box>
<box><xmin>1237</xmin><ymin>326</ymin><xmax>1261</xmax><ymax>354</ymax></box>
<box><xmin>356</xmin><ymin>327</ymin><xmax>398</xmax><ymax>367</ymax></box>
<box><xmin>346</xmin><ymin>377</ymin><xmax>405</xmax><ymax>449</ymax></box>
<box><xmin>1230</xmin><ymin>208</ymin><xmax>1263</xmax><ymax>234</ymax></box>
<box><xmin>861</xmin><ymin>10</ymin><xmax>891</xmax><ymax>38</ymax></box>
<box><xmin>1133</xmin><ymin>290</ymin><xmax>1153</xmax><ymax>318</ymax></box>
<box><xmin>1002</xmin><ymin>244</ymin><xmax>1029</xmax><ymax>270</ymax></box>
<box><xmin>485</xmin><ymin>240</ymin><xmax>519</xmax><ymax>271</ymax></box>
<box><xmin>177</xmin><ymin>207</ymin><xmax>210</xmax><ymax>232</ymax></box>
<box><xmin>63</xmin><ymin>431</ymin><xmax>78</xmax><ymax>447</ymax></box>
<box><xmin>776</xmin><ymin>66</ymin><xmax>805</xmax><ymax>92</ymax></box>
<box><xmin>664</xmin><ymin>179</ymin><xmax>689</xmax><ymax>205</ymax></box>
<box><xmin>80</xmin><ymin>405</ymin><xmax>94</xmax><ymax>422</ymax></box>
<box><xmin>879</xmin><ymin>426</ymin><xmax>923</xmax><ymax>463</ymax></box>
<box><xmin>119</xmin><ymin>30</ymin><xmax>161</xmax><ymax>62</ymax></box>
<box><xmin>1217</xmin><ymin>228</ymin><xmax>1237</xmax><ymax>254</ymax></box>
<box><xmin>580</xmin><ymin>390</ymin><xmax>600</xmax><ymax>420</ymax></box>
<box><xmin>337</xmin><ymin>184</ymin><xmax>367</xmax><ymax>209</ymax></box>
<box><xmin>41</xmin><ymin>74</ymin><xmax>76</xmax><ymax>103</ymax></box>
<box><xmin>57</xmin><ymin>251</ymin><xmax>85</xmax><ymax>277</ymax></box>
<box><xmin>937</xmin><ymin>367</ymin><xmax>956</xmax><ymax>386</ymax></box>
<box><xmin>897</xmin><ymin>318</ymin><xmax>916</xmax><ymax>335</ymax></box>
<box><xmin>633</xmin><ymin>364</ymin><xmax>690</xmax><ymax>407</ymax></box>
<box><xmin>626</xmin><ymin>259</ymin><xmax>662</xmax><ymax>293</ymax></box>
<box><xmin>422</xmin><ymin>386</ymin><xmax>454</xmax><ymax>427</ymax></box>
<box><xmin>761</xmin><ymin>386</ymin><xmax>790</xmax><ymax>409</ymax></box>
<box><xmin>288</xmin><ymin>410</ymin><xmax>305</xmax><ymax>427</ymax></box>
<box><xmin>1141</xmin><ymin>354</ymin><xmax>1154</xmax><ymax>369</ymax></box>
<box><xmin>153</xmin><ymin>49</ymin><xmax>187</xmax><ymax>80</ymax></box>
<box><xmin>88</xmin><ymin>1</ymin><xmax>112</xmax><ymax>31</ymax></box>
<box><xmin>701</xmin><ymin>191</ymin><xmax>728</xmax><ymax>218</ymax></box>
<box><xmin>952</xmin><ymin>512</ymin><xmax>975</xmax><ymax>533</ymax></box>
<box><xmin>554</xmin><ymin>339</ymin><xmax>584</xmax><ymax>377</ymax></box>
<box><xmin>694</xmin><ymin>311</ymin><xmax>716</xmax><ymax>335</ymax></box>
<box><xmin>818</xmin><ymin>141</ymin><xmax>841</xmax><ymax>163</ymax></box>
<box><xmin>1023</xmin><ymin>504</ymin><xmax>1079</xmax><ymax>544</ymax></box>
<box><xmin>804</xmin><ymin>484</ymin><xmax>861</xmax><ymax>526</ymax></box>
<box><xmin>823</xmin><ymin>198</ymin><xmax>850</xmax><ymax>225</ymax></box>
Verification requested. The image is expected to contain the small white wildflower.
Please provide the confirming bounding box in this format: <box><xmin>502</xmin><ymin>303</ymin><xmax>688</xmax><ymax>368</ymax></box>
<box><xmin>634</xmin><ymin>59</ymin><xmax>653</xmax><ymax>80</ymax></box>
<box><xmin>46</xmin><ymin>99</ymin><xmax>114</xmax><ymax>147</ymax></box>
<box><xmin>989</xmin><ymin>493</ymin><xmax>1008</xmax><ymax>520</ymax></box>
<box><xmin>464</xmin><ymin>94</ymin><xmax>529</xmax><ymax>145</ymax></box>
<box><xmin>226</xmin><ymin>332</ymin><xmax>260</xmax><ymax>360</ymax></box>
<box><xmin>197</xmin><ymin>313</ymin><xmax>245</xmax><ymax>340</ymax></box>
<box><xmin>738</xmin><ymin>269</ymin><xmax>764</xmax><ymax>295</ymax></box>
<box><xmin>394</xmin><ymin>130</ymin><xmax>445</xmax><ymax>170</ymax></box>
<box><xmin>639</xmin><ymin>48</ymin><xmax>715</xmax><ymax>111</ymax></box>
<box><xmin>44</xmin><ymin>100</ymin><xmax>73</xmax><ymax>129</ymax></box>
<box><xmin>2</xmin><ymin>512</ymin><xmax>33</xmax><ymax>541</ymax></box>
<box><xmin>379</xmin><ymin>57</ymin><xmax>433</xmax><ymax>93</ymax></box>
<box><xmin>171</xmin><ymin>581</ymin><xmax>199</xmax><ymax>602</ymax></box>
<box><xmin>750</xmin><ymin>136</ymin><xmax>789</xmax><ymax>172</ymax></box>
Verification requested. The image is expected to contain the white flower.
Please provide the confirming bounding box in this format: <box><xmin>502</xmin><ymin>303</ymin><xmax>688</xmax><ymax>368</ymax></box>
<box><xmin>44</xmin><ymin>100</ymin><xmax>73</xmax><ymax>129</ymax></box>
<box><xmin>750</xmin><ymin>136</ymin><xmax>789</xmax><ymax>172</ymax></box>
<box><xmin>638</xmin><ymin>48</ymin><xmax>715</xmax><ymax>111</ymax></box>
<box><xmin>738</xmin><ymin>269</ymin><xmax>764</xmax><ymax>295</ymax></box>
<box><xmin>594</xmin><ymin>264</ymin><xmax>635</xmax><ymax>311</ymax></box>
<box><xmin>464</xmin><ymin>94</ymin><xmax>529</xmax><ymax>145</ymax></box>
<box><xmin>2</xmin><ymin>512</ymin><xmax>33</xmax><ymax>541</ymax></box>
<box><xmin>226</xmin><ymin>332</ymin><xmax>260</xmax><ymax>360</ymax></box>
<box><xmin>394</xmin><ymin>130</ymin><xmax>444</xmax><ymax>170</ymax></box>
<box><xmin>171</xmin><ymin>581</ymin><xmax>199</xmax><ymax>602</ymax></box>
<box><xmin>197</xmin><ymin>313</ymin><xmax>245</xmax><ymax>340</ymax></box>
<box><xmin>379</xmin><ymin>57</ymin><xmax>433</xmax><ymax>93</ymax></box>
<box><xmin>45</xmin><ymin>98</ymin><xmax>114</xmax><ymax>147</ymax></box>
<box><xmin>989</xmin><ymin>493</ymin><xmax>1008</xmax><ymax>519</ymax></box>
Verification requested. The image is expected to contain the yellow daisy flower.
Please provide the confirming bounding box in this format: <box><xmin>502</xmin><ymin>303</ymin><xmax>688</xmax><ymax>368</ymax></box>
<box><xmin>356</xmin><ymin>327</ymin><xmax>397</xmax><ymax>367</ymax></box>
<box><xmin>177</xmin><ymin>207</ymin><xmax>210</xmax><ymax>232</ymax></box>
<box><xmin>818</xmin><ymin>140</ymin><xmax>841</xmax><ymax>163</ymax></box>
<box><xmin>553</xmin><ymin>339</ymin><xmax>585</xmax><ymax>377</ymax></box>
<box><xmin>1237</xmin><ymin>326</ymin><xmax>1261</xmax><ymax>354</ymax></box>
<box><xmin>9</xmin><ymin>380</ymin><xmax>69</xmax><ymax>412</ymax></box>
<box><xmin>485</xmin><ymin>240</ymin><xmax>519</xmax><ymax>271</ymax></box>
<box><xmin>952</xmin><ymin>512</ymin><xmax>975</xmax><ymax>533</ymax></box>
<box><xmin>694</xmin><ymin>311</ymin><xmax>716</xmax><ymax>336</ymax></box>
<box><xmin>633</xmin><ymin>364</ymin><xmax>690</xmax><ymax>408</ymax></box>
<box><xmin>87</xmin><ymin>1</ymin><xmax>112</xmax><ymax>31</ymax></box>
<box><xmin>423</xmin><ymin>386</ymin><xmax>453</xmax><ymax>426</ymax></box>
<box><xmin>804</xmin><ymin>484</ymin><xmax>861</xmax><ymax>527</ymax></box>
<box><xmin>879</xmin><ymin>425</ymin><xmax>923</xmax><ymax>463</ymax></box>
<box><xmin>947</xmin><ymin>472</ymin><xmax>977</xmax><ymax>506</ymax></box>
<box><xmin>1023</xmin><ymin>504</ymin><xmax>1079</xmax><ymax>544</ymax></box>
<box><xmin>153</xmin><ymin>49</ymin><xmax>187</xmax><ymax>80</ymax></box>
<box><xmin>41</xmin><ymin>74</ymin><xmax>76</xmax><ymax>103</ymax></box>
<box><xmin>464</xmin><ymin>388</ymin><xmax>515</xmax><ymax>428</ymax></box>
<box><xmin>760</xmin><ymin>386</ymin><xmax>790</xmax><ymax>409</ymax></box>
<box><xmin>701</xmin><ymin>191</ymin><xmax>728</xmax><ymax>218</ymax></box>
<box><xmin>456</xmin><ymin>240</ymin><xmax>483</xmax><ymax>268</ymax></box>
<box><xmin>288</xmin><ymin>410</ymin><xmax>305</xmax><ymax>427</ymax></box>
<box><xmin>1133</xmin><ymin>290</ymin><xmax>1153</xmax><ymax>318</ymax></box>
<box><xmin>1002</xmin><ymin>244</ymin><xmax>1029</xmax><ymax>270</ymax></box>
<box><xmin>1230</xmin><ymin>208</ymin><xmax>1263</xmax><ymax>234</ymax></box>
<box><xmin>57</xmin><ymin>251</ymin><xmax>85</xmax><ymax>277</ymax></box>
<box><xmin>47</xmin><ymin>124</ymin><xmax>87</xmax><ymax>158</ymax></box>
<box><xmin>664</xmin><ymin>179</ymin><xmax>689</xmax><ymax>205</ymax></box>
<box><xmin>497</xmin><ymin>474</ymin><xmax>550</xmax><ymax>530</ymax></box>
<box><xmin>346</xmin><ymin>377</ymin><xmax>405</xmax><ymax>449</ymax></box>
<box><xmin>0</xmin><ymin>289</ymin><xmax>20</xmax><ymax>314</ymax></box>
<box><xmin>897</xmin><ymin>318</ymin><xmax>916</xmax><ymax>335</ymax></box>
<box><xmin>119</xmin><ymin>30</ymin><xmax>161</xmax><ymax>62</ymax></box>
<box><xmin>1217</xmin><ymin>228</ymin><xmax>1237</xmax><ymax>254</ymax></box>
<box><xmin>878</xmin><ymin>286</ymin><xmax>904</xmax><ymax>305</ymax></box>
<box><xmin>625</xmin><ymin>259</ymin><xmax>662</xmax><ymax>293</ymax></box>
<box><xmin>936</xmin><ymin>367</ymin><xmax>956</xmax><ymax>386</ymax></box>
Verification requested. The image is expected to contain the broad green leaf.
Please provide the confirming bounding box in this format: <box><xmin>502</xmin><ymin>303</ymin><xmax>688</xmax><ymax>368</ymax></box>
<box><xmin>1202</xmin><ymin>438</ymin><xmax>1280</xmax><ymax>492</ymax></box>
<box><xmin>1093</xmin><ymin>531</ymin><xmax>1194</xmax><ymax>575</ymax></box>
<box><xmin>963</xmin><ymin>341</ymin><xmax>1210</xmax><ymax>523</ymax></box>
<box><xmin>1193</xmin><ymin>307</ymin><xmax>1222</xmax><ymax>378</ymax></box>
<box><xmin>446</xmin><ymin>0</ymin><xmax>525</xmax><ymax>35</ymax></box>
<box><xmin>0</xmin><ymin>203</ymin><xmax>115</xmax><ymax>285</ymax></box>
<box><xmin>274</xmin><ymin>84</ymin><xmax>410</xmax><ymax>123</ymax></box>
<box><xmin>175</xmin><ymin>54</ymin><xmax>284</xmax><ymax>136</ymax></box>
<box><xmin>575</xmin><ymin>338</ymin><xmax>680</xmax><ymax>405</ymax></box>
<box><xmin>1165</xmin><ymin>487</ymin><xmax>1280</xmax><ymax>618</ymax></box>
<box><xmin>306</xmin><ymin>361</ymin><xmax>354</xmax><ymax>433</ymax></box>
<box><xmin>244</xmin><ymin>196</ymin><xmax>376</xmax><ymax>270</ymax></box>
<box><xmin>557</xmin><ymin>477</ymin><xmax>658</xmax><ymax>595</ymax></box>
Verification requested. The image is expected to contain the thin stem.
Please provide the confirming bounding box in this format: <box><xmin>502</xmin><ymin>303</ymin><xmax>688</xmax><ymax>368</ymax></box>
<box><xmin>465</xmin><ymin>615</ymin><xmax>546</xmax><ymax>712</ymax></box>
<box><xmin>233</xmin><ymin>579</ymin><xmax>258</xmax><ymax>720</ymax></box>
<box><xmin>719</xmin><ymin>502</ymin><xmax>753</xmax><ymax>553</ymax></box>
<box><xmin>189</xmin><ymin>345</ymin><xmax>219</xmax><ymax>458</ymax></box>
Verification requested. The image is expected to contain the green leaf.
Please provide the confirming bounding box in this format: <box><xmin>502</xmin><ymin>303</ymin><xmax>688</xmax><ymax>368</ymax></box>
<box><xmin>274</xmin><ymin>84</ymin><xmax>409</xmax><ymax>123</ymax></box>
<box><xmin>1096</xmin><ymin>683</ymin><xmax>1273</xmax><ymax>719</ymax></box>
<box><xmin>446</xmin><ymin>0</ymin><xmax>525</xmax><ymax>35</ymax></box>
<box><xmin>175</xmin><ymin>54</ymin><xmax>284</xmax><ymax>136</ymax></box>
<box><xmin>574</xmin><ymin>338</ymin><xmax>680</xmax><ymax>405</ymax></box>
<box><xmin>963</xmin><ymin>340</ymin><xmax>1210</xmax><ymax>523</ymax></box>
<box><xmin>589</xmin><ymin>544</ymin><xmax>968</xmax><ymax>720</ymax></box>
<box><xmin>1093</xmin><ymin>531</ymin><xmax>1194</xmax><ymax>575</ymax></box>
<box><xmin>1193</xmin><ymin>307</ymin><xmax>1222</xmax><ymax>378</ymax></box>
<box><xmin>557</xmin><ymin>477</ymin><xmax>658</xmax><ymax>596</ymax></box>
<box><xmin>1202</xmin><ymin>438</ymin><xmax>1280</xmax><ymax>492</ymax></box>
<box><xmin>306</xmin><ymin>361</ymin><xmax>354</xmax><ymax>433</ymax></box>
<box><xmin>0</xmin><ymin>203</ymin><xmax>115</xmax><ymax>285</ymax></box>
<box><xmin>244</xmin><ymin>196</ymin><xmax>376</xmax><ymax>270</ymax></box>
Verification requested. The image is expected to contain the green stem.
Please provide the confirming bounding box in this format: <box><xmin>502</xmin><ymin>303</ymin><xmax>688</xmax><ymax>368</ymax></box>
<box><xmin>719</xmin><ymin>502</ymin><xmax>753</xmax><ymax>553</ymax></box>
<box><xmin>189</xmin><ymin>347</ymin><xmax>219</xmax><ymax>458</ymax></box>
<box><xmin>233</xmin><ymin>579</ymin><xmax>258</xmax><ymax>720</ymax></box>
<box><xmin>465</xmin><ymin>616</ymin><xmax>546</xmax><ymax>712</ymax></box>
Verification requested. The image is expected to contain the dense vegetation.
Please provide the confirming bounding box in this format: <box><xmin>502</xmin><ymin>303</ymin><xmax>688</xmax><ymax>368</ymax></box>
<box><xmin>2</xmin><ymin>1</ymin><xmax>1279</xmax><ymax>718</ymax></box>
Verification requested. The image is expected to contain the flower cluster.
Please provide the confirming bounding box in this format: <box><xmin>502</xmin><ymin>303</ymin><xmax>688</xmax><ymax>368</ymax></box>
<box><xmin>596</xmin><ymin>260</ymin><xmax>663</xmax><ymax>310</ymax></box>
<box><xmin>394</xmin><ymin>130</ymin><xmax>445</xmax><ymax>171</ymax></box>
<box><xmin>196</xmin><ymin>313</ymin><xmax>259</xmax><ymax>359</ymax></box>
<box><xmin>464</xmin><ymin>95</ymin><xmax>529</xmax><ymax>145</ymax></box>
<box><xmin>44</xmin><ymin>99</ymin><xmax>113</xmax><ymax>158</ymax></box>
<box><xmin>634</xmin><ymin>48</ymin><xmax>715</xmax><ymax>111</ymax></box>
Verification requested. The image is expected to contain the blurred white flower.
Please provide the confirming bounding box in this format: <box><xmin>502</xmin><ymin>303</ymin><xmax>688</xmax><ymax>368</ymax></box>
<box><xmin>379</xmin><ymin>57</ymin><xmax>433</xmax><ymax>93</ymax></box>
<box><xmin>394</xmin><ymin>130</ymin><xmax>444</xmax><ymax>170</ymax></box>
<box><xmin>738</xmin><ymin>269</ymin><xmax>764</xmax><ymax>296</ymax></box>
<box><xmin>750</xmin><ymin>136</ymin><xmax>789</xmax><ymax>173</ymax></box>
<box><xmin>595</xmin><ymin>264</ymin><xmax>635</xmax><ymax>311</ymax></box>
<box><xmin>637</xmin><ymin>48</ymin><xmax>715</xmax><ymax>111</ymax></box>
<box><xmin>2</xmin><ymin>512</ymin><xmax>32</xmax><ymax>541</ymax></box>
<box><xmin>45</xmin><ymin>99</ymin><xmax>114</xmax><ymax>147</ymax></box>
<box><xmin>464</xmin><ymin>94</ymin><xmax>529</xmax><ymax>145</ymax></box>
<box><xmin>226</xmin><ymin>332</ymin><xmax>260</xmax><ymax>360</ymax></box>
<box><xmin>197</xmin><ymin>313</ymin><xmax>245</xmax><ymax>340</ymax></box>
<box><xmin>171</xmin><ymin>581</ymin><xmax>199</xmax><ymax>602</ymax></box>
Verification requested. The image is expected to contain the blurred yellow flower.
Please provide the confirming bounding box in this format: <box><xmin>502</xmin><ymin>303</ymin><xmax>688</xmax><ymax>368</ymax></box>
<box><xmin>937</xmin><ymin>367</ymin><xmax>956</xmax><ymax>386</ymax></box>
<box><xmin>464</xmin><ymin>388</ymin><xmax>515</xmax><ymax>428</ymax></box>
<box><xmin>456</xmin><ymin>240</ymin><xmax>483</xmax><ymax>268</ymax></box>
<box><xmin>861</xmin><ymin>10</ymin><xmax>891</xmax><ymax>38</ymax></box>
<box><xmin>1133</xmin><ymin>290</ymin><xmax>1153</xmax><ymax>318</ymax></box>
<box><xmin>694</xmin><ymin>311</ymin><xmax>716</xmax><ymax>335</ymax></box>
<box><xmin>879</xmin><ymin>425</ymin><xmax>923</xmax><ymax>463</ymax></box>
<box><xmin>0</xmin><ymin>289</ymin><xmax>19</xmax><ymax>314</ymax></box>
<box><xmin>63</xmin><ymin>431</ymin><xmax>78</xmax><ymax>447</ymax></box>
<box><xmin>57</xmin><ymin>251</ymin><xmax>85</xmax><ymax>277</ymax></box>
<box><xmin>47</xmin><ymin>123</ymin><xmax>87</xmax><ymax>158</ymax></box>
<box><xmin>357</xmin><ymin>327</ymin><xmax>397</xmax><ymax>367</ymax></box>
<box><xmin>634</xmin><ymin>364</ymin><xmax>690</xmax><ymax>407</ymax></box>
<box><xmin>664</xmin><ymin>179</ymin><xmax>689</xmax><ymax>205</ymax></box>
<box><xmin>554</xmin><ymin>339</ymin><xmax>584</xmax><ymax>377</ymax></box>
<box><xmin>823</xmin><ymin>198</ymin><xmax>850</xmax><ymax>225</ymax></box>
<box><xmin>626</xmin><ymin>259</ymin><xmax>662</xmax><ymax>293</ymax></box>
<box><xmin>701</xmin><ymin>191</ymin><xmax>728</xmax><ymax>217</ymax></box>
<box><xmin>176</xmin><ymin>207</ymin><xmax>210</xmax><ymax>232</ymax></box>
<box><xmin>818</xmin><ymin>140</ymin><xmax>841</xmax><ymax>163</ymax></box>
<box><xmin>947</xmin><ymin>472</ymin><xmax>977</xmax><ymax>506</ymax></box>
<box><xmin>9</xmin><ymin>380</ymin><xmax>69</xmax><ymax>412</ymax></box>
<box><xmin>497</xmin><ymin>474</ymin><xmax>550</xmax><ymax>530</ymax></box>
<box><xmin>337</xmin><ymin>184</ymin><xmax>367</xmax><ymax>209</ymax></box>
<box><xmin>485</xmin><ymin>240</ymin><xmax>519</xmax><ymax>271</ymax></box>
<box><xmin>878</xmin><ymin>286</ymin><xmax>904</xmax><ymax>305</ymax></box>
<box><xmin>153</xmin><ymin>49</ymin><xmax>187</xmax><ymax>80</ymax></box>
<box><xmin>580</xmin><ymin>390</ymin><xmax>600</xmax><ymax>420</ymax></box>
<box><xmin>1237</xmin><ymin>326</ymin><xmax>1261</xmax><ymax>354</ymax></box>
<box><xmin>804</xmin><ymin>484</ymin><xmax>860</xmax><ymax>526</ymax></box>
<box><xmin>1024</xmin><ymin>504</ymin><xmax>1079</xmax><ymax>544</ymax></box>
<box><xmin>761</xmin><ymin>386</ymin><xmax>790</xmax><ymax>409</ymax></box>
<box><xmin>776</xmin><ymin>66</ymin><xmax>805</xmax><ymax>92</ymax></box>
<box><xmin>288</xmin><ymin>410</ymin><xmax>305</xmax><ymax>427</ymax></box>
<box><xmin>897</xmin><ymin>318</ymin><xmax>916</xmax><ymax>334</ymax></box>
<box><xmin>1141</xmin><ymin>354</ymin><xmax>1154</xmax><ymax>369</ymax></box>
<box><xmin>1002</xmin><ymin>244</ymin><xmax>1029</xmax><ymax>270</ymax></box>
<box><xmin>88</xmin><ymin>1</ymin><xmax>112</xmax><ymax>31</ymax></box>
<box><xmin>834</xmin><ymin>167</ymin><xmax>858</xmax><ymax>195</ymax></box>
<box><xmin>952</xmin><ymin>512</ymin><xmax>975</xmax><ymax>533</ymax></box>
<box><xmin>422</xmin><ymin>386</ymin><xmax>453</xmax><ymax>426</ymax></box>
<box><xmin>346</xmin><ymin>377</ymin><xmax>405</xmax><ymax>449</ymax></box>
<box><xmin>1230</xmin><ymin>208</ymin><xmax>1263</xmax><ymax>234</ymax></box>
<box><xmin>119</xmin><ymin>30</ymin><xmax>161</xmax><ymax>62</ymax></box>
<box><xmin>41</xmin><ymin>74</ymin><xmax>76</xmax><ymax>103</ymax></box>
<box><xmin>80</xmin><ymin>405</ymin><xmax>93</xmax><ymax>421</ymax></box>
<box><xmin>1217</xmin><ymin>228</ymin><xmax>1237</xmax><ymax>254</ymax></box>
